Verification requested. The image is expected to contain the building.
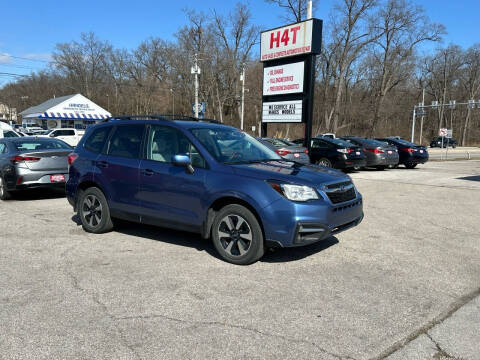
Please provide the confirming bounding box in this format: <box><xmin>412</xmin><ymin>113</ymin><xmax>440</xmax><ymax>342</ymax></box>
<box><xmin>19</xmin><ymin>94</ymin><xmax>111</xmax><ymax>129</ymax></box>
<box><xmin>0</xmin><ymin>103</ymin><xmax>17</xmax><ymax>123</ymax></box>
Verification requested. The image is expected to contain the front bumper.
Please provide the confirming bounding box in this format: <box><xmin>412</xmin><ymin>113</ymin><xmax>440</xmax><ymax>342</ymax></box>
<box><xmin>261</xmin><ymin>191</ymin><xmax>364</xmax><ymax>248</ymax></box>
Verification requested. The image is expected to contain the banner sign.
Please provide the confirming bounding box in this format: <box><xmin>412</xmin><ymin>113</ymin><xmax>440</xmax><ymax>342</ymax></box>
<box><xmin>263</xmin><ymin>61</ymin><xmax>304</xmax><ymax>96</ymax></box>
<box><xmin>262</xmin><ymin>100</ymin><xmax>303</xmax><ymax>123</ymax></box>
<box><xmin>260</xmin><ymin>19</ymin><xmax>322</xmax><ymax>62</ymax></box>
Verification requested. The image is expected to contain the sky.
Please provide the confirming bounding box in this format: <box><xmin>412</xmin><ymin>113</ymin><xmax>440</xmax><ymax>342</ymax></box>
<box><xmin>1</xmin><ymin>0</ymin><xmax>478</xmax><ymax>86</ymax></box>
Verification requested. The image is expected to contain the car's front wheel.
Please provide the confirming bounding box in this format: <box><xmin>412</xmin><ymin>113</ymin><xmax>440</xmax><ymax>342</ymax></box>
<box><xmin>405</xmin><ymin>163</ymin><xmax>417</xmax><ymax>169</ymax></box>
<box><xmin>78</xmin><ymin>187</ymin><xmax>114</xmax><ymax>233</ymax></box>
<box><xmin>212</xmin><ymin>204</ymin><xmax>265</xmax><ymax>265</ymax></box>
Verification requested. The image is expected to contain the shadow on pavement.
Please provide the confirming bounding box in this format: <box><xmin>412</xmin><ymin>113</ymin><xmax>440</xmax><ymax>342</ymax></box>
<box><xmin>457</xmin><ymin>175</ymin><xmax>480</xmax><ymax>182</ymax></box>
<box><xmin>11</xmin><ymin>188</ymin><xmax>66</xmax><ymax>201</ymax></box>
<box><xmin>261</xmin><ymin>236</ymin><xmax>339</xmax><ymax>263</ymax></box>
<box><xmin>70</xmin><ymin>215</ymin><xmax>339</xmax><ymax>263</ymax></box>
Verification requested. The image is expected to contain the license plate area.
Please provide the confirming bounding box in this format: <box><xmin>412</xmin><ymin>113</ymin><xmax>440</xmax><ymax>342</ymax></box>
<box><xmin>50</xmin><ymin>174</ymin><xmax>65</xmax><ymax>183</ymax></box>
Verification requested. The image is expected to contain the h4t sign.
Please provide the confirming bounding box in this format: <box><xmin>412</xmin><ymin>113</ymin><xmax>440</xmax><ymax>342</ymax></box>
<box><xmin>260</xmin><ymin>19</ymin><xmax>322</xmax><ymax>62</ymax></box>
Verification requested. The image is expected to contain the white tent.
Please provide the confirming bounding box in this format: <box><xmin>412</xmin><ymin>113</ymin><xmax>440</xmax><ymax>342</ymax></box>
<box><xmin>19</xmin><ymin>94</ymin><xmax>111</xmax><ymax>129</ymax></box>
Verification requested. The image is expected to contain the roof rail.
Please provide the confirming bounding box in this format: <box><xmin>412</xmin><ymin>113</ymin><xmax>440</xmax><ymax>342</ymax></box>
<box><xmin>105</xmin><ymin>114</ymin><xmax>220</xmax><ymax>124</ymax></box>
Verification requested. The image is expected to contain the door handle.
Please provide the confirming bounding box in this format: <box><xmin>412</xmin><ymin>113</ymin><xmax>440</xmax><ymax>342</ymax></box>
<box><xmin>142</xmin><ymin>168</ymin><xmax>155</xmax><ymax>176</ymax></box>
<box><xmin>96</xmin><ymin>161</ymin><xmax>108</xmax><ymax>168</ymax></box>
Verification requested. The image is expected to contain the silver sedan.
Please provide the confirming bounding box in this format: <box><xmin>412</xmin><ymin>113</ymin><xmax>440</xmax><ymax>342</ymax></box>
<box><xmin>0</xmin><ymin>137</ymin><xmax>73</xmax><ymax>200</ymax></box>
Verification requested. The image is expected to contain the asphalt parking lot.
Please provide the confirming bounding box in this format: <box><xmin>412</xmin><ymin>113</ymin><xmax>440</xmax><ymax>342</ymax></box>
<box><xmin>1</xmin><ymin>160</ymin><xmax>479</xmax><ymax>360</ymax></box>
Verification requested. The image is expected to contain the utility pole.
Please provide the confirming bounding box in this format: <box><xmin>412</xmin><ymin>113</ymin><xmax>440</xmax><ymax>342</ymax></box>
<box><xmin>170</xmin><ymin>88</ymin><xmax>175</xmax><ymax>115</ymax></box>
<box><xmin>419</xmin><ymin>88</ymin><xmax>425</xmax><ymax>145</ymax></box>
<box><xmin>240</xmin><ymin>64</ymin><xmax>245</xmax><ymax>130</ymax></box>
<box><xmin>191</xmin><ymin>53</ymin><xmax>201</xmax><ymax>119</ymax></box>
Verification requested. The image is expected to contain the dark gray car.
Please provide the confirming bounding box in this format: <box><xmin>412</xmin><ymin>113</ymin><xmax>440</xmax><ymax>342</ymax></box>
<box><xmin>341</xmin><ymin>136</ymin><xmax>399</xmax><ymax>169</ymax></box>
<box><xmin>257</xmin><ymin>137</ymin><xmax>310</xmax><ymax>164</ymax></box>
<box><xmin>0</xmin><ymin>137</ymin><xmax>72</xmax><ymax>200</ymax></box>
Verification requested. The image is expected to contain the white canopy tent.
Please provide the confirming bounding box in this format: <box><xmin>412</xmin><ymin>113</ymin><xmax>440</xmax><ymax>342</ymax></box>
<box><xmin>19</xmin><ymin>94</ymin><xmax>111</xmax><ymax>129</ymax></box>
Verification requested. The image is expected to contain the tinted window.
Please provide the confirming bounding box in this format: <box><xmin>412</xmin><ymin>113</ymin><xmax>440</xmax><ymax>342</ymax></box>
<box><xmin>312</xmin><ymin>139</ymin><xmax>329</xmax><ymax>149</ymax></box>
<box><xmin>84</xmin><ymin>126</ymin><xmax>111</xmax><ymax>153</ymax></box>
<box><xmin>324</xmin><ymin>138</ymin><xmax>355</xmax><ymax>147</ymax></box>
<box><xmin>0</xmin><ymin>143</ymin><xmax>6</xmax><ymax>153</ymax></box>
<box><xmin>108</xmin><ymin>125</ymin><xmax>144</xmax><ymax>159</ymax></box>
<box><xmin>12</xmin><ymin>139</ymin><xmax>73</xmax><ymax>151</ymax></box>
<box><xmin>147</xmin><ymin>125</ymin><xmax>206</xmax><ymax>168</ymax></box>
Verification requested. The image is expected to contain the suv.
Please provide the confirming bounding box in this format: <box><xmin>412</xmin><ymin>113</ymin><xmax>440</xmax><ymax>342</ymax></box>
<box><xmin>430</xmin><ymin>137</ymin><xmax>457</xmax><ymax>148</ymax></box>
<box><xmin>66</xmin><ymin>116</ymin><xmax>363</xmax><ymax>264</ymax></box>
<box><xmin>40</xmin><ymin>128</ymin><xmax>84</xmax><ymax>147</ymax></box>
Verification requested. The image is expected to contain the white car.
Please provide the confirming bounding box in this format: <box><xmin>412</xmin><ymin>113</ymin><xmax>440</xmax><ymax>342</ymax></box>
<box><xmin>40</xmin><ymin>128</ymin><xmax>85</xmax><ymax>147</ymax></box>
<box><xmin>0</xmin><ymin>122</ymin><xmax>21</xmax><ymax>138</ymax></box>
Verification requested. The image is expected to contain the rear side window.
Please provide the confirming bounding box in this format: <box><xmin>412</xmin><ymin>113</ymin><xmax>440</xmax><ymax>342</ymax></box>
<box><xmin>108</xmin><ymin>125</ymin><xmax>144</xmax><ymax>159</ymax></box>
<box><xmin>0</xmin><ymin>143</ymin><xmax>6</xmax><ymax>153</ymax></box>
<box><xmin>84</xmin><ymin>127</ymin><xmax>111</xmax><ymax>153</ymax></box>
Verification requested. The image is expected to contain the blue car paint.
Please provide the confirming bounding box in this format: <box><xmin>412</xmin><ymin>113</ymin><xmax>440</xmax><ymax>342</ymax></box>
<box><xmin>67</xmin><ymin>120</ymin><xmax>363</xmax><ymax>248</ymax></box>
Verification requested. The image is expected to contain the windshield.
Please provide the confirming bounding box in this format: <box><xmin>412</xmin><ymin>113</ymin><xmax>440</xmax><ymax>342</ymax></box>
<box><xmin>13</xmin><ymin>139</ymin><xmax>73</xmax><ymax>151</ymax></box>
<box><xmin>191</xmin><ymin>128</ymin><xmax>282</xmax><ymax>164</ymax></box>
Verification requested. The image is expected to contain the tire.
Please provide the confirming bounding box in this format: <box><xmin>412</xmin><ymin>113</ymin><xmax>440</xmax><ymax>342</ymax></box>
<box><xmin>211</xmin><ymin>204</ymin><xmax>265</xmax><ymax>265</ymax></box>
<box><xmin>0</xmin><ymin>176</ymin><xmax>12</xmax><ymax>200</ymax></box>
<box><xmin>316</xmin><ymin>158</ymin><xmax>332</xmax><ymax>168</ymax></box>
<box><xmin>78</xmin><ymin>187</ymin><xmax>114</xmax><ymax>233</ymax></box>
<box><xmin>405</xmin><ymin>163</ymin><xmax>417</xmax><ymax>169</ymax></box>
<box><xmin>376</xmin><ymin>165</ymin><xmax>387</xmax><ymax>170</ymax></box>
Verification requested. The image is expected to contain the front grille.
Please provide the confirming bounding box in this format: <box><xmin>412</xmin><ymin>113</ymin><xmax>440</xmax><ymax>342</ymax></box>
<box><xmin>326</xmin><ymin>187</ymin><xmax>356</xmax><ymax>204</ymax></box>
<box><xmin>325</xmin><ymin>181</ymin><xmax>351</xmax><ymax>189</ymax></box>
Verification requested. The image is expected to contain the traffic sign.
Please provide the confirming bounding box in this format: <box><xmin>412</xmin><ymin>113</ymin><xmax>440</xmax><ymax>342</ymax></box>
<box><xmin>192</xmin><ymin>102</ymin><xmax>206</xmax><ymax>115</ymax></box>
<box><xmin>446</xmin><ymin>129</ymin><xmax>453</xmax><ymax>138</ymax></box>
<box><xmin>439</xmin><ymin>128</ymin><xmax>447</xmax><ymax>137</ymax></box>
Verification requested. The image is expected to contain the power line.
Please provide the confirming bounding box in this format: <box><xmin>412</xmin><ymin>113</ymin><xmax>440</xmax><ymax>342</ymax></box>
<box><xmin>0</xmin><ymin>53</ymin><xmax>50</xmax><ymax>63</ymax></box>
<box><xmin>0</xmin><ymin>72</ymin><xmax>29</xmax><ymax>78</ymax></box>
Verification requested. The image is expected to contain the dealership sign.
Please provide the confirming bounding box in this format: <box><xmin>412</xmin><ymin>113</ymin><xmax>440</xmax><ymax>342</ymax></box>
<box><xmin>263</xmin><ymin>61</ymin><xmax>304</xmax><ymax>96</ymax></box>
<box><xmin>260</xmin><ymin>19</ymin><xmax>322</xmax><ymax>62</ymax></box>
<box><xmin>262</xmin><ymin>100</ymin><xmax>303</xmax><ymax>123</ymax></box>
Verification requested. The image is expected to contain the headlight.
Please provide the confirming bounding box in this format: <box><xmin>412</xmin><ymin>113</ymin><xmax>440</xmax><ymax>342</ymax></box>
<box><xmin>268</xmin><ymin>182</ymin><xmax>319</xmax><ymax>202</ymax></box>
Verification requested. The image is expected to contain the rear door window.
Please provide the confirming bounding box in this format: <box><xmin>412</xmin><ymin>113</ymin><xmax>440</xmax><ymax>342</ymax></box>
<box><xmin>84</xmin><ymin>126</ymin><xmax>111</xmax><ymax>154</ymax></box>
<box><xmin>107</xmin><ymin>125</ymin><xmax>144</xmax><ymax>159</ymax></box>
<box><xmin>0</xmin><ymin>143</ymin><xmax>6</xmax><ymax>153</ymax></box>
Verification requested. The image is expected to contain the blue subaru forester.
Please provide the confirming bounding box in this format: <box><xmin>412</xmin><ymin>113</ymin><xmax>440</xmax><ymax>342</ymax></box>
<box><xmin>66</xmin><ymin>116</ymin><xmax>363</xmax><ymax>264</ymax></box>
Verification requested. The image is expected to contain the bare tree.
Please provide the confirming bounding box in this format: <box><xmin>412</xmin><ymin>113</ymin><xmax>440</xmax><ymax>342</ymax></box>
<box><xmin>265</xmin><ymin>0</ymin><xmax>318</xmax><ymax>22</ymax></box>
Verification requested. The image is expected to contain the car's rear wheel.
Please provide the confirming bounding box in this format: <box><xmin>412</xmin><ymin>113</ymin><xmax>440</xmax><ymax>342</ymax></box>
<box><xmin>78</xmin><ymin>187</ymin><xmax>113</xmax><ymax>233</ymax></box>
<box><xmin>405</xmin><ymin>163</ymin><xmax>417</xmax><ymax>169</ymax></box>
<box><xmin>212</xmin><ymin>204</ymin><xmax>265</xmax><ymax>265</ymax></box>
<box><xmin>0</xmin><ymin>176</ymin><xmax>12</xmax><ymax>200</ymax></box>
<box><xmin>316</xmin><ymin>158</ymin><xmax>332</xmax><ymax>167</ymax></box>
<box><xmin>376</xmin><ymin>165</ymin><xmax>387</xmax><ymax>170</ymax></box>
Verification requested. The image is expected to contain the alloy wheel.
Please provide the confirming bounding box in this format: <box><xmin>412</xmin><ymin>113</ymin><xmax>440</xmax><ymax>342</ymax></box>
<box><xmin>82</xmin><ymin>194</ymin><xmax>103</xmax><ymax>228</ymax></box>
<box><xmin>0</xmin><ymin>178</ymin><xmax>4</xmax><ymax>197</ymax></box>
<box><xmin>217</xmin><ymin>214</ymin><xmax>252</xmax><ymax>257</ymax></box>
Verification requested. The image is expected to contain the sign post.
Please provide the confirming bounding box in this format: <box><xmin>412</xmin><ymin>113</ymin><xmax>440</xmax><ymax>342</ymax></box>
<box><xmin>260</xmin><ymin>18</ymin><xmax>322</xmax><ymax>151</ymax></box>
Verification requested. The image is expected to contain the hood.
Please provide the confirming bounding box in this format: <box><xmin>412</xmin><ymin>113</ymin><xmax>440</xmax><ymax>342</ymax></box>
<box><xmin>230</xmin><ymin>160</ymin><xmax>350</xmax><ymax>186</ymax></box>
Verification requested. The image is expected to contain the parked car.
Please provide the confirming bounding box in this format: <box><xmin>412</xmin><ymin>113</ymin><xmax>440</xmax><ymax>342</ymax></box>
<box><xmin>0</xmin><ymin>137</ymin><xmax>73</xmax><ymax>200</ymax></box>
<box><xmin>430</xmin><ymin>137</ymin><xmax>457</xmax><ymax>148</ymax></box>
<box><xmin>316</xmin><ymin>133</ymin><xmax>336</xmax><ymax>139</ymax></box>
<box><xmin>257</xmin><ymin>137</ymin><xmax>310</xmax><ymax>164</ymax></box>
<box><xmin>66</xmin><ymin>116</ymin><xmax>364</xmax><ymax>265</ymax></box>
<box><xmin>340</xmin><ymin>136</ymin><xmax>399</xmax><ymax>170</ymax></box>
<box><xmin>0</xmin><ymin>122</ymin><xmax>21</xmax><ymax>138</ymax></box>
<box><xmin>375</xmin><ymin>137</ymin><xmax>428</xmax><ymax>169</ymax></box>
<box><xmin>293</xmin><ymin>137</ymin><xmax>366</xmax><ymax>170</ymax></box>
<box><xmin>39</xmin><ymin>128</ymin><xmax>85</xmax><ymax>147</ymax></box>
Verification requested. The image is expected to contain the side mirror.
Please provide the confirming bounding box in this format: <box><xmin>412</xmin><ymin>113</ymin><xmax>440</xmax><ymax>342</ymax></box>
<box><xmin>172</xmin><ymin>154</ymin><xmax>194</xmax><ymax>174</ymax></box>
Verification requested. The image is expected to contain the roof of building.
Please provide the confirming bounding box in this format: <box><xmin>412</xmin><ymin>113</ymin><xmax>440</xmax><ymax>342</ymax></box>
<box><xmin>19</xmin><ymin>94</ymin><xmax>77</xmax><ymax>116</ymax></box>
